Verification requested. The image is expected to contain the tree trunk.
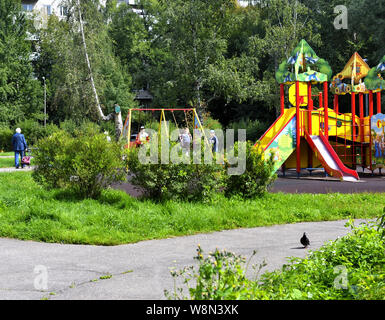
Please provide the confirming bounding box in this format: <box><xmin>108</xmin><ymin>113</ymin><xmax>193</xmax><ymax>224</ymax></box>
<box><xmin>77</xmin><ymin>0</ymin><xmax>123</xmax><ymax>139</ymax></box>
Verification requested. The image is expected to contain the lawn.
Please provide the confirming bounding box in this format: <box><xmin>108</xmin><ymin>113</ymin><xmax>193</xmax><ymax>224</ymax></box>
<box><xmin>0</xmin><ymin>171</ymin><xmax>383</xmax><ymax>245</ymax></box>
<box><xmin>0</xmin><ymin>157</ymin><xmax>14</xmax><ymax>168</ymax></box>
<box><xmin>0</xmin><ymin>152</ymin><xmax>14</xmax><ymax>156</ymax></box>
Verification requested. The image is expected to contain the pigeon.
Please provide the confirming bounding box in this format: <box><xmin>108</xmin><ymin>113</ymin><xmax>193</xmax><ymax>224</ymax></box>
<box><xmin>300</xmin><ymin>232</ymin><xmax>310</xmax><ymax>248</ymax></box>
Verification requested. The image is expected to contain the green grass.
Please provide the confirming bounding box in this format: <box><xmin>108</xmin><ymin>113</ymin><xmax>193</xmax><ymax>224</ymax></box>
<box><xmin>0</xmin><ymin>157</ymin><xmax>14</xmax><ymax>168</ymax></box>
<box><xmin>0</xmin><ymin>152</ymin><xmax>14</xmax><ymax>156</ymax></box>
<box><xmin>0</xmin><ymin>171</ymin><xmax>383</xmax><ymax>245</ymax></box>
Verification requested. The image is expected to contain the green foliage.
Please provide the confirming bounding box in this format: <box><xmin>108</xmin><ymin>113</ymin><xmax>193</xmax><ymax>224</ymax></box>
<box><xmin>0</xmin><ymin>0</ymin><xmax>43</xmax><ymax>124</ymax></box>
<box><xmin>225</xmin><ymin>141</ymin><xmax>276</xmax><ymax>199</ymax></box>
<box><xmin>165</xmin><ymin>246</ymin><xmax>265</xmax><ymax>300</ymax></box>
<box><xmin>0</xmin><ymin>126</ymin><xmax>13</xmax><ymax>151</ymax></box>
<box><xmin>32</xmin><ymin>126</ymin><xmax>125</xmax><ymax>199</ymax></box>
<box><xmin>227</xmin><ymin>118</ymin><xmax>269</xmax><ymax>142</ymax></box>
<box><xmin>35</xmin><ymin>1</ymin><xmax>135</xmax><ymax>124</ymax></box>
<box><xmin>14</xmin><ymin>120</ymin><xmax>60</xmax><ymax>146</ymax></box>
<box><xmin>125</xmin><ymin>140</ymin><xmax>225</xmax><ymax>201</ymax></box>
<box><xmin>167</xmin><ymin>217</ymin><xmax>385</xmax><ymax>300</ymax></box>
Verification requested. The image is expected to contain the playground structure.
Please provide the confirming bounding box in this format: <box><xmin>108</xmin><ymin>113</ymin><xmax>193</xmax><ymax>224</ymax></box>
<box><xmin>121</xmin><ymin>107</ymin><xmax>210</xmax><ymax>148</ymax></box>
<box><xmin>257</xmin><ymin>39</ymin><xmax>385</xmax><ymax>181</ymax></box>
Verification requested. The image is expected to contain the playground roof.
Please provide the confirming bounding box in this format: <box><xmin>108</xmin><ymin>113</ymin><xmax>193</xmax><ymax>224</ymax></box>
<box><xmin>275</xmin><ymin>39</ymin><xmax>332</xmax><ymax>84</ymax></box>
<box><xmin>336</xmin><ymin>52</ymin><xmax>371</xmax><ymax>84</ymax></box>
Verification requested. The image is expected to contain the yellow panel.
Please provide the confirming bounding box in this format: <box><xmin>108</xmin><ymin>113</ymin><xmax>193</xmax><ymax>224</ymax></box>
<box><xmin>289</xmin><ymin>82</ymin><xmax>308</xmax><ymax>107</ymax></box>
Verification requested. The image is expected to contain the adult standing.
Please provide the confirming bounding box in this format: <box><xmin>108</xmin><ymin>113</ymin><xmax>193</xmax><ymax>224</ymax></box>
<box><xmin>12</xmin><ymin>128</ymin><xmax>28</xmax><ymax>169</ymax></box>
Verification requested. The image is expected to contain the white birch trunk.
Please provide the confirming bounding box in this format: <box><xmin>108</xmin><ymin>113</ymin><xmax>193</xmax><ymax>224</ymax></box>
<box><xmin>77</xmin><ymin>0</ymin><xmax>123</xmax><ymax>139</ymax></box>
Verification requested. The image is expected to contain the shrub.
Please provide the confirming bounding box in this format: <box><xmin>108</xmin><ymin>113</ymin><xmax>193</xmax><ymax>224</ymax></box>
<box><xmin>224</xmin><ymin>141</ymin><xmax>276</xmax><ymax>199</ymax></box>
<box><xmin>0</xmin><ymin>126</ymin><xmax>13</xmax><ymax>151</ymax></box>
<box><xmin>125</xmin><ymin>140</ymin><xmax>225</xmax><ymax>201</ymax></box>
<box><xmin>32</xmin><ymin>126</ymin><xmax>126</xmax><ymax>199</ymax></box>
<box><xmin>15</xmin><ymin>119</ymin><xmax>60</xmax><ymax>146</ymax></box>
<box><xmin>165</xmin><ymin>246</ymin><xmax>264</xmax><ymax>300</ymax></box>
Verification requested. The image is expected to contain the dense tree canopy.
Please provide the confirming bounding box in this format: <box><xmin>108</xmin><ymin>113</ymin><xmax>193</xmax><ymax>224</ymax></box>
<box><xmin>0</xmin><ymin>0</ymin><xmax>384</xmax><ymax>135</ymax></box>
<box><xmin>0</xmin><ymin>0</ymin><xmax>43</xmax><ymax>125</ymax></box>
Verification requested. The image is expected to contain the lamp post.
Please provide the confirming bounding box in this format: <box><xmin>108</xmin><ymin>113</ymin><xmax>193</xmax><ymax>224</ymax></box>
<box><xmin>43</xmin><ymin>76</ymin><xmax>46</xmax><ymax>127</ymax></box>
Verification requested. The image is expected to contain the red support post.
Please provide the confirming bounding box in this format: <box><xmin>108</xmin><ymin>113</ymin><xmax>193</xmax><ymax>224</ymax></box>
<box><xmin>359</xmin><ymin>93</ymin><xmax>364</xmax><ymax>117</ymax></box>
<box><xmin>296</xmin><ymin>81</ymin><xmax>301</xmax><ymax>176</ymax></box>
<box><xmin>369</xmin><ymin>90</ymin><xmax>373</xmax><ymax>117</ymax></box>
<box><xmin>377</xmin><ymin>91</ymin><xmax>382</xmax><ymax>114</ymax></box>
<box><xmin>319</xmin><ymin>92</ymin><xmax>323</xmax><ymax>109</ymax></box>
<box><xmin>351</xmin><ymin>92</ymin><xmax>356</xmax><ymax>142</ymax></box>
<box><xmin>334</xmin><ymin>94</ymin><xmax>339</xmax><ymax>114</ymax></box>
<box><xmin>359</xmin><ymin>93</ymin><xmax>364</xmax><ymax>144</ymax></box>
<box><xmin>307</xmin><ymin>82</ymin><xmax>313</xmax><ymax>169</ymax></box>
<box><xmin>324</xmin><ymin>82</ymin><xmax>329</xmax><ymax>139</ymax></box>
<box><xmin>308</xmin><ymin>82</ymin><xmax>312</xmax><ymax>134</ymax></box>
<box><xmin>280</xmin><ymin>84</ymin><xmax>285</xmax><ymax>115</ymax></box>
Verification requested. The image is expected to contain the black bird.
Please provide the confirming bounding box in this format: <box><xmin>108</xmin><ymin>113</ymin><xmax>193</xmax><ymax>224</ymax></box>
<box><xmin>300</xmin><ymin>232</ymin><xmax>310</xmax><ymax>248</ymax></box>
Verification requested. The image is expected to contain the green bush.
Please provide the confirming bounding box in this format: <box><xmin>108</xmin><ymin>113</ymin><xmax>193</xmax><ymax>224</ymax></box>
<box><xmin>15</xmin><ymin>120</ymin><xmax>60</xmax><ymax>146</ymax></box>
<box><xmin>165</xmin><ymin>246</ymin><xmax>264</xmax><ymax>300</ymax></box>
<box><xmin>224</xmin><ymin>141</ymin><xmax>276</xmax><ymax>198</ymax></box>
<box><xmin>32</xmin><ymin>126</ymin><xmax>126</xmax><ymax>199</ymax></box>
<box><xmin>0</xmin><ymin>126</ymin><xmax>13</xmax><ymax>151</ymax></box>
<box><xmin>167</xmin><ymin>215</ymin><xmax>385</xmax><ymax>300</ymax></box>
<box><xmin>125</xmin><ymin>140</ymin><xmax>225</xmax><ymax>201</ymax></box>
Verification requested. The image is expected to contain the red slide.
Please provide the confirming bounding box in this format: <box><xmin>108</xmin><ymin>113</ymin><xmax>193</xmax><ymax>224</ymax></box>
<box><xmin>304</xmin><ymin>131</ymin><xmax>359</xmax><ymax>182</ymax></box>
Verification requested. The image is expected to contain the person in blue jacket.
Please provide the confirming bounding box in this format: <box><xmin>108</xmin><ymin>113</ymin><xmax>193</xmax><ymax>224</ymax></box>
<box><xmin>11</xmin><ymin>128</ymin><xmax>28</xmax><ymax>169</ymax></box>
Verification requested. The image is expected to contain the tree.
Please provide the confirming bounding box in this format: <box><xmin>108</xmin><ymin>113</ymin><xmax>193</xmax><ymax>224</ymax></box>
<box><xmin>0</xmin><ymin>0</ymin><xmax>43</xmax><ymax>125</ymax></box>
<box><xmin>151</xmin><ymin>0</ymin><xmax>238</xmax><ymax>111</ymax></box>
<box><xmin>35</xmin><ymin>0</ymin><xmax>136</xmax><ymax>136</ymax></box>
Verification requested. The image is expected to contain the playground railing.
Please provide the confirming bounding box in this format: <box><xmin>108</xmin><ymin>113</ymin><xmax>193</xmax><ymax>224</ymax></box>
<box><xmin>299</xmin><ymin>108</ymin><xmax>372</xmax><ymax>169</ymax></box>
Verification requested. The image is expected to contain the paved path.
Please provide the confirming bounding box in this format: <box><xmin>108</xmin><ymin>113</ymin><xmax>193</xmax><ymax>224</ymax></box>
<box><xmin>0</xmin><ymin>219</ymin><xmax>366</xmax><ymax>300</ymax></box>
<box><xmin>0</xmin><ymin>166</ymin><xmax>35</xmax><ymax>173</ymax></box>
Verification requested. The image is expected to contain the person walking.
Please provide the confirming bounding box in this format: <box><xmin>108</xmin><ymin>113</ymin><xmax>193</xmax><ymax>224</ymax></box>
<box><xmin>12</xmin><ymin>128</ymin><xmax>28</xmax><ymax>169</ymax></box>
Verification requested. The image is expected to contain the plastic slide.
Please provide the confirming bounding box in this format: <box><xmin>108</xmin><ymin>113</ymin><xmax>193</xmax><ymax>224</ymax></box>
<box><xmin>257</xmin><ymin>108</ymin><xmax>297</xmax><ymax>172</ymax></box>
<box><xmin>304</xmin><ymin>131</ymin><xmax>359</xmax><ymax>182</ymax></box>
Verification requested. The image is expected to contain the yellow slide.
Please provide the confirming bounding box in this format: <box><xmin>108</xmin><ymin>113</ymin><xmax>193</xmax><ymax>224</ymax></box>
<box><xmin>258</xmin><ymin>108</ymin><xmax>297</xmax><ymax>150</ymax></box>
<box><xmin>256</xmin><ymin>108</ymin><xmax>297</xmax><ymax>172</ymax></box>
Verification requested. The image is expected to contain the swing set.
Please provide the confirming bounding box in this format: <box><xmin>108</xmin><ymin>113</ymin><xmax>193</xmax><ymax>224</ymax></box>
<box><xmin>121</xmin><ymin>108</ymin><xmax>210</xmax><ymax>149</ymax></box>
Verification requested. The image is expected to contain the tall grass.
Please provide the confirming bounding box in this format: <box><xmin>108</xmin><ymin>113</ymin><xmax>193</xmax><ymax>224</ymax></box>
<box><xmin>0</xmin><ymin>172</ymin><xmax>383</xmax><ymax>245</ymax></box>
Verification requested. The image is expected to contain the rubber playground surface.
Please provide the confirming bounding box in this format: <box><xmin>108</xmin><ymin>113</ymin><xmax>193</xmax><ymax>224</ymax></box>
<box><xmin>270</xmin><ymin>169</ymin><xmax>385</xmax><ymax>194</ymax></box>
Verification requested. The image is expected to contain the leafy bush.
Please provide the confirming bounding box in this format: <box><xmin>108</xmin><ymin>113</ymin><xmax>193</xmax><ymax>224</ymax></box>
<box><xmin>166</xmin><ymin>215</ymin><xmax>385</xmax><ymax>300</ymax></box>
<box><xmin>224</xmin><ymin>141</ymin><xmax>276</xmax><ymax>198</ymax></box>
<box><xmin>15</xmin><ymin>119</ymin><xmax>60</xmax><ymax>146</ymax></box>
<box><xmin>32</xmin><ymin>126</ymin><xmax>125</xmax><ymax>199</ymax></box>
<box><xmin>0</xmin><ymin>126</ymin><xmax>13</xmax><ymax>151</ymax></box>
<box><xmin>125</xmin><ymin>140</ymin><xmax>225</xmax><ymax>201</ymax></box>
<box><xmin>165</xmin><ymin>246</ymin><xmax>265</xmax><ymax>300</ymax></box>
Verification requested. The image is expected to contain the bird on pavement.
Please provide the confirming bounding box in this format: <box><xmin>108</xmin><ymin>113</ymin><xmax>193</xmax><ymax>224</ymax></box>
<box><xmin>300</xmin><ymin>232</ymin><xmax>310</xmax><ymax>248</ymax></box>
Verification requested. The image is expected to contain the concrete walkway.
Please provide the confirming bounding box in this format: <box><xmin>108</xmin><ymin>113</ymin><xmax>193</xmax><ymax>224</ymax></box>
<box><xmin>0</xmin><ymin>166</ymin><xmax>35</xmax><ymax>173</ymax></box>
<box><xmin>0</xmin><ymin>219</ymin><xmax>366</xmax><ymax>300</ymax></box>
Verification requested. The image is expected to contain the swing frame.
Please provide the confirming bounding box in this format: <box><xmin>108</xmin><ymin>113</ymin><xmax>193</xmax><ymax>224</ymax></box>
<box><xmin>121</xmin><ymin>108</ymin><xmax>210</xmax><ymax>149</ymax></box>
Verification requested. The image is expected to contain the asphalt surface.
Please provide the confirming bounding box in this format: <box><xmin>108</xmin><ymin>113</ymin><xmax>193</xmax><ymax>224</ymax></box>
<box><xmin>0</xmin><ymin>219</ymin><xmax>367</xmax><ymax>300</ymax></box>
